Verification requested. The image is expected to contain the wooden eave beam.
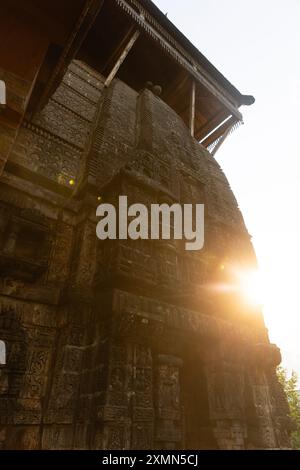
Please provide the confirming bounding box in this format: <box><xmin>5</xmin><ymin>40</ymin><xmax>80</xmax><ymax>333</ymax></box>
<box><xmin>196</xmin><ymin>109</ymin><xmax>229</xmax><ymax>142</ymax></box>
<box><xmin>115</xmin><ymin>0</ymin><xmax>243</xmax><ymax>121</ymax></box>
<box><xmin>210</xmin><ymin>123</ymin><xmax>235</xmax><ymax>156</ymax></box>
<box><xmin>101</xmin><ymin>24</ymin><xmax>136</xmax><ymax>74</ymax></box>
<box><xmin>162</xmin><ymin>70</ymin><xmax>189</xmax><ymax>102</ymax></box>
<box><xmin>104</xmin><ymin>29</ymin><xmax>140</xmax><ymax>87</ymax></box>
<box><xmin>189</xmin><ymin>80</ymin><xmax>196</xmax><ymax>137</ymax></box>
<box><xmin>35</xmin><ymin>0</ymin><xmax>105</xmax><ymax>111</ymax></box>
<box><xmin>164</xmin><ymin>75</ymin><xmax>209</xmax><ymax>128</ymax></box>
<box><xmin>0</xmin><ymin>80</ymin><xmax>6</xmax><ymax>107</ymax></box>
<box><xmin>201</xmin><ymin>116</ymin><xmax>237</xmax><ymax>148</ymax></box>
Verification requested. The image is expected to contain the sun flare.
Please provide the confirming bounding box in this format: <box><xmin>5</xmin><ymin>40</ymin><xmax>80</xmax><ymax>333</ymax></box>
<box><xmin>236</xmin><ymin>269</ymin><xmax>264</xmax><ymax>306</ymax></box>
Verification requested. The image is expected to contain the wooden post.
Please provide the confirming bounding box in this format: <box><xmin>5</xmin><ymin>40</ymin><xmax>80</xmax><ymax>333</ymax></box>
<box><xmin>211</xmin><ymin>123</ymin><xmax>234</xmax><ymax>156</ymax></box>
<box><xmin>189</xmin><ymin>80</ymin><xmax>196</xmax><ymax>137</ymax></box>
<box><xmin>105</xmin><ymin>30</ymin><xmax>140</xmax><ymax>87</ymax></box>
<box><xmin>0</xmin><ymin>80</ymin><xmax>6</xmax><ymax>107</ymax></box>
<box><xmin>0</xmin><ymin>340</ymin><xmax>6</xmax><ymax>365</ymax></box>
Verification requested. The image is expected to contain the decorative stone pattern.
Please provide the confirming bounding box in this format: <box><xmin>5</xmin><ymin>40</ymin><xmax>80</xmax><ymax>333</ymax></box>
<box><xmin>0</xmin><ymin>60</ymin><xmax>292</xmax><ymax>449</ymax></box>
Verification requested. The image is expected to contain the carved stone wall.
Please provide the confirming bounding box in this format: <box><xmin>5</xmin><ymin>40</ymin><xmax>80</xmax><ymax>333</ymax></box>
<box><xmin>0</xmin><ymin>60</ymin><xmax>292</xmax><ymax>449</ymax></box>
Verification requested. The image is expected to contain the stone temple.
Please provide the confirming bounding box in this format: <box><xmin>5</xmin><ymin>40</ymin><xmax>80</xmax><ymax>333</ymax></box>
<box><xmin>0</xmin><ymin>0</ymin><xmax>292</xmax><ymax>449</ymax></box>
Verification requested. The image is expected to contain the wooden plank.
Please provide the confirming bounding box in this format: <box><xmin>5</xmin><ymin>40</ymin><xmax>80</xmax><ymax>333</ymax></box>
<box><xmin>202</xmin><ymin>116</ymin><xmax>237</xmax><ymax>148</ymax></box>
<box><xmin>104</xmin><ymin>30</ymin><xmax>140</xmax><ymax>87</ymax></box>
<box><xmin>162</xmin><ymin>70</ymin><xmax>188</xmax><ymax>102</ymax></box>
<box><xmin>0</xmin><ymin>80</ymin><xmax>6</xmax><ymax>107</ymax></box>
<box><xmin>101</xmin><ymin>25</ymin><xmax>135</xmax><ymax>74</ymax></box>
<box><xmin>189</xmin><ymin>80</ymin><xmax>196</xmax><ymax>137</ymax></box>
<box><xmin>32</xmin><ymin>0</ymin><xmax>105</xmax><ymax>113</ymax></box>
<box><xmin>196</xmin><ymin>109</ymin><xmax>229</xmax><ymax>142</ymax></box>
<box><xmin>116</xmin><ymin>0</ymin><xmax>243</xmax><ymax>121</ymax></box>
<box><xmin>211</xmin><ymin>122</ymin><xmax>236</xmax><ymax>156</ymax></box>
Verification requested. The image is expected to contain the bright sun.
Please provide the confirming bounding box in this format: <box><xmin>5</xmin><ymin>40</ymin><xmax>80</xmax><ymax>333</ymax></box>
<box><xmin>236</xmin><ymin>269</ymin><xmax>264</xmax><ymax>306</ymax></box>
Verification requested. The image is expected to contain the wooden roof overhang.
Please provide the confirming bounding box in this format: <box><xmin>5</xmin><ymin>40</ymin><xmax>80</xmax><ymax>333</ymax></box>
<box><xmin>74</xmin><ymin>0</ymin><xmax>255</xmax><ymax>146</ymax></box>
<box><xmin>1</xmin><ymin>0</ymin><xmax>254</xmax><ymax>151</ymax></box>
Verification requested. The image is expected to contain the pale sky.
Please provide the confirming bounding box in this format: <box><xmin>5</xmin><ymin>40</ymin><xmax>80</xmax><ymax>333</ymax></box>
<box><xmin>155</xmin><ymin>0</ymin><xmax>300</xmax><ymax>381</ymax></box>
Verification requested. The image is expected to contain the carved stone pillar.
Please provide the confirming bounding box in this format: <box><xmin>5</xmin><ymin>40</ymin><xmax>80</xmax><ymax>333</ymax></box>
<box><xmin>245</xmin><ymin>343</ymin><xmax>291</xmax><ymax>449</ymax></box>
<box><xmin>204</xmin><ymin>345</ymin><xmax>247</xmax><ymax>450</ymax></box>
<box><xmin>246</xmin><ymin>367</ymin><xmax>277</xmax><ymax>448</ymax></box>
<box><xmin>154</xmin><ymin>354</ymin><xmax>183</xmax><ymax>449</ymax></box>
<box><xmin>267</xmin><ymin>369</ymin><xmax>294</xmax><ymax>449</ymax></box>
<box><xmin>94</xmin><ymin>341</ymin><xmax>154</xmax><ymax>450</ymax></box>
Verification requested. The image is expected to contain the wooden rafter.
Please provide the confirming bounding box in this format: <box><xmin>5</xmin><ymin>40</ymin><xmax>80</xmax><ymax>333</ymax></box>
<box><xmin>36</xmin><ymin>0</ymin><xmax>105</xmax><ymax>111</ymax></box>
<box><xmin>0</xmin><ymin>80</ymin><xmax>6</xmax><ymax>107</ymax></box>
<box><xmin>196</xmin><ymin>109</ymin><xmax>229</xmax><ymax>142</ymax></box>
<box><xmin>189</xmin><ymin>80</ymin><xmax>196</xmax><ymax>137</ymax></box>
<box><xmin>162</xmin><ymin>71</ymin><xmax>188</xmax><ymax>102</ymax></box>
<box><xmin>116</xmin><ymin>0</ymin><xmax>243</xmax><ymax>121</ymax></box>
<box><xmin>101</xmin><ymin>25</ymin><xmax>135</xmax><ymax>74</ymax></box>
<box><xmin>211</xmin><ymin>121</ymin><xmax>237</xmax><ymax>156</ymax></box>
<box><xmin>104</xmin><ymin>29</ymin><xmax>140</xmax><ymax>87</ymax></box>
<box><xmin>202</xmin><ymin>116</ymin><xmax>237</xmax><ymax>149</ymax></box>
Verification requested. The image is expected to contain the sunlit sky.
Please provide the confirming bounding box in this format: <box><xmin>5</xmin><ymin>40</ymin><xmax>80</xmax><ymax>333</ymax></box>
<box><xmin>155</xmin><ymin>0</ymin><xmax>300</xmax><ymax>381</ymax></box>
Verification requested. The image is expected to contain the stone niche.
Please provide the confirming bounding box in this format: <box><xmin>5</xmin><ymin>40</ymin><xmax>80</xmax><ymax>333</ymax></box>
<box><xmin>0</xmin><ymin>208</ymin><xmax>51</xmax><ymax>282</ymax></box>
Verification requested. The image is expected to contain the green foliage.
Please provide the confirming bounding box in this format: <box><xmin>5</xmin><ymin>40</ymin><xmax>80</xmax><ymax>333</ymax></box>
<box><xmin>277</xmin><ymin>366</ymin><xmax>300</xmax><ymax>449</ymax></box>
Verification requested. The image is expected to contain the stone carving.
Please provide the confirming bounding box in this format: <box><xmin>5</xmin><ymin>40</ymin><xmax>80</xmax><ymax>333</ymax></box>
<box><xmin>0</xmin><ymin>60</ymin><xmax>291</xmax><ymax>450</ymax></box>
<box><xmin>52</xmin><ymin>84</ymin><xmax>98</xmax><ymax>122</ymax></box>
<box><xmin>13</xmin><ymin>127</ymin><xmax>81</xmax><ymax>186</ymax></box>
<box><xmin>32</xmin><ymin>100</ymin><xmax>90</xmax><ymax>149</ymax></box>
<box><xmin>154</xmin><ymin>355</ymin><xmax>182</xmax><ymax>448</ymax></box>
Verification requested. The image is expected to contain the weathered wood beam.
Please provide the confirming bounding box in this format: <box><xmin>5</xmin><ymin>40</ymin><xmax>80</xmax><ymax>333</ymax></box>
<box><xmin>211</xmin><ymin>122</ymin><xmax>236</xmax><ymax>156</ymax></box>
<box><xmin>104</xmin><ymin>30</ymin><xmax>140</xmax><ymax>88</ymax></box>
<box><xmin>162</xmin><ymin>71</ymin><xmax>188</xmax><ymax>102</ymax></box>
<box><xmin>189</xmin><ymin>80</ymin><xmax>196</xmax><ymax>137</ymax></box>
<box><xmin>0</xmin><ymin>80</ymin><xmax>6</xmax><ymax>107</ymax></box>
<box><xmin>201</xmin><ymin>116</ymin><xmax>236</xmax><ymax>148</ymax></box>
<box><xmin>101</xmin><ymin>25</ymin><xmax>136</xmax><ymax>75</ymax></box>
<box><xmin>196</xmin><ymin>109</ymin><xmax>229</xmax><ymax>142</ymax></box>
<box><xmin>0</xmin><ymin>339</ymin><xmax>6</xmax><ymax>365</ymax></box>
<box><xmin>116</xmin><ymin>0</ymin><xmax>243</xmax><ymax>121</ymax></box>
<box><xmin>35</xmin><ymin>0</ymin><xmax>105</xmax><ymax>111</ymax></box>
